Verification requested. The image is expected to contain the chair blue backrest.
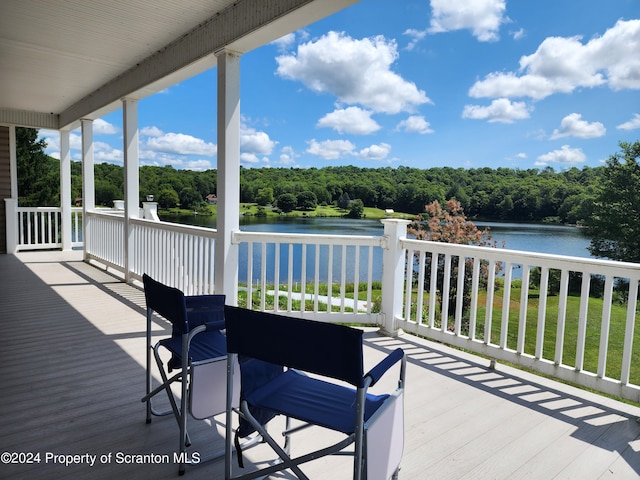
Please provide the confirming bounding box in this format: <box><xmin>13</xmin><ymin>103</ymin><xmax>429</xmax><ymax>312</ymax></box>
<box><xmin>224</xmin><ymin>306</ymin><xmax>366</xmax><ymax>387</ymax></box>
<box><xmin>143</xmin><ymin>274</ymin><xmax>189</xmax><ymax>334</ymax></box>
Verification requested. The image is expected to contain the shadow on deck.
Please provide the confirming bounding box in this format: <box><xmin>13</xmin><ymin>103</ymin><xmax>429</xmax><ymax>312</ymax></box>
<box><xmin>1</xmin><ymin>251</ymin><xmax>639</xmax><ymax>480</ymax></box>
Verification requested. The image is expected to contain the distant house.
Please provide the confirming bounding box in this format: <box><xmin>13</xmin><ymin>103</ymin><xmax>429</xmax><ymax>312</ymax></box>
<box><xmin>75</xmin><ymin>198</ymin><xmax>82</xmax><ymax>207</ymax></box>
<box><xmin>206</xmin><ymin>194</ymin><xmax>218</xmax><ymax>204</ymax></box>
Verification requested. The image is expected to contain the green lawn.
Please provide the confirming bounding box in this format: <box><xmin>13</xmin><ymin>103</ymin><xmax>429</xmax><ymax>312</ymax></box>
<box><xmin>410</xmin><ymin>285</ymin><xmax>640</xmax><ymax>386</ymax></box>
<box><xmin>161</xmin><ymin>203</ymin><xmax>412</xmax><ymax>220</ymax></box>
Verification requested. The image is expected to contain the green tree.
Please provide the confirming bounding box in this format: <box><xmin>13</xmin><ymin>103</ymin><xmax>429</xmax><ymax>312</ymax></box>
<box><xmin>297</xmin><ymin>191</ymin><xmax>318</xmax><ymax>210</ymax></box>
<box><xmin>95</xmin><ymin>180</ymin><xmax>122</xmax><ymax>206</ymax></box>
<box><xmin>179</xmin><ymin>187</ymin><xmax>202</xmax><ymax>209</ymax></box>
<box><xmin>586</xmin><ymin>141</ymin><xmax>640</xmax><ymax>262</ymax></box>
<box><xmin>347</xmin><ymin>199</ymin><xmax>364</xmax><ymax>218</ymax></box>
<box><xmin>338</xmin><ymin>191</ymin><xmax>351</xmax><ymax>209</ymax></box>
<box><xmin>16</xmin><ymin>127</ymin><xmax>59</xmax><ymax>206</ymax></box>
<box><xmin>255</xmin><ymin>187</ymin><xmax>274</xmax><ymax>206</ymax></box>
<box><xmin>157</xmin><ymin>188</ymin><xmax>179</xmax><ymax>209</ymax></box>
<box><xmin>276</xmin><ymin>193</ymin><xmax>297</xmax><ymax>213</ymax></box>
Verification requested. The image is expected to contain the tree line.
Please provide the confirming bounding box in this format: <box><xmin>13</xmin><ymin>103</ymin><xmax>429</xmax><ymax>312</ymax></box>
<box><xmin>17</xmin><ymin>127</ymin><xmax>603</xmax><ymax>224</ymax></box>
<box><xmin>21</xmin><ymin>158</ymin><xmax>603</xmax><ymax>225</ymax></box>
<box><xmin>16</xmin><ymin>128</ymin><xmax>640</xmax><ymax>262</ymax></box>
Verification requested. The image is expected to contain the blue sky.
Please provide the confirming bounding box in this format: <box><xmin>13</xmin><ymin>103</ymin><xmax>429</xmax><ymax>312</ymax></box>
<box><xmin>42</xmin><ymin>0</ymin><xmax>640</xmax><ymax>171</ymax></box>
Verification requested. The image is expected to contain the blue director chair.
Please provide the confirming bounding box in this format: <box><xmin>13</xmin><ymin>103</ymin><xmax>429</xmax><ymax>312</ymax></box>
<box><xmin>224</xmin><ymin>306</ymin><xmax>406</xmax><ymax>480</ymax></box>
<box><xmin>141</xmin><ymin>274</ymin><xmax>230</xmax><ymax>475</ymax></box>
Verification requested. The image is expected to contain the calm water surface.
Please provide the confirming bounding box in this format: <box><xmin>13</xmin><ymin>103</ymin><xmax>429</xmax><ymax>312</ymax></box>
<box><xmin>172</xmin><ymin>214</ymin><xmax>592</xmax><ymax>258</ymax></box>
<box><xmin>167</xmin><ymin>215</ymin><xmax>593</xmax><ymax>282</ymax></box>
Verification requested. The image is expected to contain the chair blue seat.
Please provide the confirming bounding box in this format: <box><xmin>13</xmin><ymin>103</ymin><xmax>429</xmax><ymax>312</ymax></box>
<box><xmin>141</xmin><ymin>274</ymin><xmax>228</xmax><ymax>475</ymax></box>
<box><xmin>224</xmin><ymin>306</ymin><xmax>406</xmax><ymax>480</ymax></box>
<box><xmin>160</xmin><ymin>329</ymin><xmax>227</xmax><ymax>369</ymax></box>
<box><xmin>245</xmin><ymin>369</ymin><xmax>389</xmax><ymax>434</ymax></box>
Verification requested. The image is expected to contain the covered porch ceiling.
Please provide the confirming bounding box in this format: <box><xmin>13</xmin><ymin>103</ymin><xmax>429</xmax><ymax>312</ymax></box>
<box><xmin>0</xmin><ymin>0</ymin><xmax>359</xmax><ymax>131</ymax></box>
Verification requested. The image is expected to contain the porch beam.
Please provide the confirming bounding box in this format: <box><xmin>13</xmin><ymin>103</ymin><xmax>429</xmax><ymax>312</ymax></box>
<box><xmin>0</xmin><ymin>109</ymin><xmax>59</xmax><ymax>130</ymax></box>
<box><xmin>58</xmin><ymin>0</ymin><xmax>359</xmax><ymax>129</ymax></box>
<box><xmin>215</xmin><ymin>50</ymin><xmax>241</xmax><ymax>303</ymax></box>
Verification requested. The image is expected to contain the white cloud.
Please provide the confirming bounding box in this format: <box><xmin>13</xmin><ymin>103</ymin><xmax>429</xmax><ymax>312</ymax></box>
<box><xmin>276</xmin><ymin>31</ymin><xmax>431</xmax><ymax>114</ymax></box>
<box><xmin>317</xmin><ymin>107</ymin><xmax>381</xmax><ymax>135</ymax></box>
<box><xmin>240</xmin><ymin>127</ymin><xmax>277</xmax><ymax>155</ymax></box>
<box><xmin>279</xmin><ymin>146</ymin><xmax>297</xmax><ymax>165</ymax></box>
<box><xmin>428</xmin><ymin>0</ymin><xmax>507</xmax><ymax>42</ymax></box>
<box><xmin>306</xmin><ymin>139</ymin><xmax>355</xmax><ymax>160</ymax></box>
<box><xmin>140</xmin><ymin>150</ymin><xmax>212</xmax><ymax>171</ymax></box>
<box><xmin>469</xmin><ymin>19</ymin><xmax>640</xmax><ymax>100</ymax></box>
<box><xmin>69</xmin><ymin>132</ymin><xmax>82</xmax><ymax>150</ymax></box>
<box><xmin>240</xmin><ymin>153</ymin><xmax>261</xmax><ymax>165</ymax></box>
<box><xmin>93</xmin><ymin>119</ymin><xmax>119</xmax><ymax>135</ymax></box>
<box><xmin>462</xmin><ymin>98</ymin><xmax>531</xmax><ymax>123</ymax></box>
<box><xmin>94</xmin><ymin>141</ymin><xmax>123</xmax><ymax>163</ymax></box>
<box><xmin>617</xmin><ymin>113</ymin><xmax>640</xmax><ymax>130</ymax></box>
<box><xmin>271</xmin><ymin>33</ymin><xmax>296</xmax><ymax>51</ymax></box>
<box><xmin>145</xmin><ymin>132</ymin><xmax>217</xmax><ymax>156</ymax></box>
<box><xmin>357</xmin><ymin>143</ymin><xmax>391</xmax><ymax>161</ymax></box>
<box><xmin>550</xmin><ymin>113</ymin><xmax>606</xmax><ymax>139</ymax></box>
<box><xmin>512</xmin><ymin>28</ymin><xmax>525</xmax><ymax>40</ymax></box>
<box><xmin>516</xmin><ymin>152</ymin><xmax>528</xmax><ymax>159</ymax></box>
<box><xmin>183</xmin><ymin>159</ymin><xmax>213</xmax><ymax>171</ymax></box>
<box><xmin>403</xmin><ymin>28</ymin><xmax>427</xmax><ymax>51</ymax></box>
<box><xmin>141</xmin><ymin>126</ymin><xmax>163</xmax><ymax>137</ymax></box>
<box><xmin>396</xmin><ymin>115</ymin><xmax>434</xmax><ymax>134</ymax></box>
<box><xmin>536</xmin><ymin>145</ymin><xmax>586</xmax><ymax>166</ymax></box>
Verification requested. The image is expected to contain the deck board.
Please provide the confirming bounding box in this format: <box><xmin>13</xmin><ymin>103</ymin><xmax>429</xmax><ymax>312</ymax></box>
<box><xmin>1</xmin><ymin>250</ymin><xmax>640</xmax><ymax>480</ymax></box>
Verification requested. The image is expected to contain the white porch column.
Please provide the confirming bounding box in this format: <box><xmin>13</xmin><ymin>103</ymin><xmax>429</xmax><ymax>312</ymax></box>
<box><xmin>122</xmin><ymin>98</ymin><xmax>140</xmax><ymax>282</ymax></box>
<box><xmin>215</xmin><ymin>49</ymin><xmax>241</xmax><ymax>304</ymax></box>
<box><xmin>81</xmin><ymin>119</ymin><xmax>95</xmax><ymax>259</ymax></box>
<box><xmin>5</xmin><ymin>126</ymin><xmax>17</xmax><ymax>253</ymax></box>
<box><xmin>9</xmin><ymin>125</ymin><xmax>17</xmax><ymax>203</ymax></box>
<box><xmin>4</xmin><ymin>198</ymin><xmax>17</xmax><ymax>254</ymax></box>
<box><xmin>380</xmin><ymin>219</ymin><xmax>411</xmax><ymax>337</ymax></box>
<box><xmin>60</xmin><ymin>128</ymin><xmax>72</xmax><ymax>251</ymax></box>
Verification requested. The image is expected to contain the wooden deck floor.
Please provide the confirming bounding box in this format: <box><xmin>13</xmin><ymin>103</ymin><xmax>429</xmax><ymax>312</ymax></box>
<box><xmin>2</xmin><ymin>251</ymin><xmax>640</xmax><ymax>480</ymax></box>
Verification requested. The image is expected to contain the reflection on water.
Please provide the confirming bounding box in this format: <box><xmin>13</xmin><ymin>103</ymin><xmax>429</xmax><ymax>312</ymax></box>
<box><xmin>474</xmin><ymin>221</ymin><xmax>592</xmax><ymax>259</ymax></box>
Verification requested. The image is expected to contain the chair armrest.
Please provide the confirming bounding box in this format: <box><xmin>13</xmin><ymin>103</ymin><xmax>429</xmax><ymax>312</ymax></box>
<box><xmin>364</xmin><ymin>348</ymin><xmax>404</xmax><ymax>387</ymax></box>
<box><xmin>204</xmin><ymin>319</ymin><xmax>226</xmax><ymax>330</ymax></box>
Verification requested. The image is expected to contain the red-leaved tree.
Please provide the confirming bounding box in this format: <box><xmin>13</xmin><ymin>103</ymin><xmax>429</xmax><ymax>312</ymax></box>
<box><xmin>408</xmin><ymin>199</ymin><xmax>504</xmax><ymax>332</ymax></box>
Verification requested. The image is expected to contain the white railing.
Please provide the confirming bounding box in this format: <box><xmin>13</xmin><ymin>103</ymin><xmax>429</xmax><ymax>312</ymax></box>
<box><xmin>14</xmin><ymin>206</ymin><xmax>82</xmax><ymax>250</ymax></box>
<box><xmin>84</xmin><ymin>213</ymin><xmax>384</xmax><ymax>322</ymax></box>
<box><xmin>84</xmin><ymin>210</ymin><xmax>125</xmax><ymax>269</ymax></box>
<box><xmin>129</xmin><ymin>218</ymin><xmax>216</xmax><ymax>295</ymax></box>
<box><xmin>60</xmin><ymin>210</ymin><xmax>640</xmax><ymax>402</ymax></box>
<box><xmin>233</xmin><ymin>230</ymin><xmax>383</xmax><ymax>324</ymax></box>
<box><xmin>397</xmin><ymin>238</ymin><xmax>640</xmax><ymax>402</ymax></box>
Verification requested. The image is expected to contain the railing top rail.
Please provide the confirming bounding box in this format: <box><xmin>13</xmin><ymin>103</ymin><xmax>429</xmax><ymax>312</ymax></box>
<box><xmin>234</xmin><ymin>229</ymin><xmax>384</xmax><ymax>247</ymax></box>
<box><xmin>130</xmin><ymin>217</ymin><xmax>218</xmax><ymax>237</ymax></box>
<box><xmin>401</xmin><ymin>237</ymin><xmax>640</xmax><ymax>278</ymax></box>
<box><xmin>86</xmin><ymin>209</ymin><xmax>125</xmax><ymax>221</ymax></box>
<box><xmin>16</xmin><ymin>206</ymin><xmax>61</xmax><ymax>212</ymax></box>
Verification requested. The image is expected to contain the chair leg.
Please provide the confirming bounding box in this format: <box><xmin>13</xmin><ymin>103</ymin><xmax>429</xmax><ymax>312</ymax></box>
<box><xmin>238</xmin><ymin>402</ymin><xmax>310</xmax><ymax>480</ymax></box>
<box><xmin>145</xmin><ymin>345</ymin><xmax>192</xmax><ymax>449</ymax></box>
<box><xmin>178</xmin><ymin>348</ymin><xmax>189</xmax><ymax>475</ymax></box>
<box><xmin>145</xmin><ymin>346</ymin><xmax>153</xmax><ymax>424</ymax></box>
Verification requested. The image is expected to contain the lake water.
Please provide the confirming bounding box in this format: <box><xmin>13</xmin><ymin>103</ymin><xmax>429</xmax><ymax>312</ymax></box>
<box><xmin>167</xmin><ymin>214</ymin><xmax>594</xmax><ymax>282</ymax></box>
<box><xmin>170</xmin><ymin>214</ymin><xmax>593</xmax><ymax>258</ymax></box>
